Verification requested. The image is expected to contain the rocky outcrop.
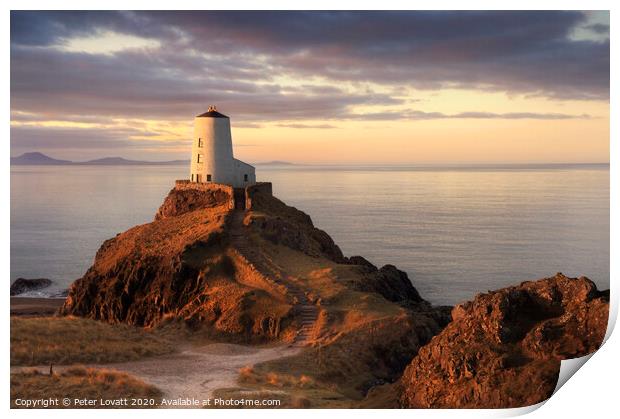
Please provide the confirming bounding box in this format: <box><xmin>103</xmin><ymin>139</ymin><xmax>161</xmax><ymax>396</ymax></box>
<box><xmin>155</xmin><ymin>182</ymin><xmax>232</xmax><ymax>220</ymax></box>
<box><xmin>397</xmin><ymin>273</ymin><xmax>609</xmax><ymax>408</ymax></box>
<box><xmin>245</xmin><ymin>191</ymin><xmax>347</xmax><ymax>263</ymax></box>
<box><xmin>10</xmin><ymin>278</ymin><xmax>52</xmax><ymax>296</ymax></box>
<box><xmin>61</xmin><ymin>186</ymin><xmax>294</xmax><ymax>341</ymax></box>
<box><xmin>61</xmin><ymin>182</ymin><xmax>435</xmax><ymax>345</ymax></box>
<box><xmin>345</xmin><ymin>256</ymin><xmax>423</xmax><ymax>304</ymax></box>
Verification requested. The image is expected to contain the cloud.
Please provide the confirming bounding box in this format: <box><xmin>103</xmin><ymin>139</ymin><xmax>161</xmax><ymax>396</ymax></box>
<box><xmin>10</xmin><ymin>44</ymin><xmax>403</xmax><ymax>122</ymax></box>
<box><xmin>11</xmin><ymin>11</ymin><xmax>609</xmax><ymax>107</ymax></box>
<box><xmin>446</xmin><ymin>111</ymin><xmax>591</xmax><ymax>120</ymax></box>
<box><xmin>343</xmin><ymin>110</ymin><xmax>591</xmax><ymax>121</ymax></box>
<box><xmin>10</xmin><ymin>125</ymin><xmax>187</xmax><ymax>150</ymax></box>
<box><xmin>234</xmin><ymin>122</ymin><xmax>263</xmax><ymax>129</ymax></box>
<box><xmin>9</xmin><ymin>11</ymin><xmax>609</xmax><ymax>158</ymax></box>
<box><xmin>276</xmin><ymin>123</ymin><xmax>338</xmax><ymax>129</ymax></box>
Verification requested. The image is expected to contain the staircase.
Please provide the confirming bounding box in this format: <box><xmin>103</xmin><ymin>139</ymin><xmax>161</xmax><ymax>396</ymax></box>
<box><xmin>229</xmin><ymin>209</ymin><xmax>318</xmax><ymax>347</ymax></box>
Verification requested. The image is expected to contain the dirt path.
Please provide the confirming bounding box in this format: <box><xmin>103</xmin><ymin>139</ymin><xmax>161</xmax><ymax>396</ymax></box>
<box><xmin>13</xmin><ymin>343</ymin><xmax>300</xmax><ymax>406</ymax></box>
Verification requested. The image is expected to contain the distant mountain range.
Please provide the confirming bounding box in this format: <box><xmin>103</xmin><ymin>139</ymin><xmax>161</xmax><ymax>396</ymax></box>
<box><xmin>11</xmin><ymin>152</ymin><xmax>189</xmax><ymax>166</ymax></box>
<box><xmin>11</xmin><ymin>152</ymin><xmax>296</xmax><ymax>167</ymax></box>
<box><xmin>11</xmin><ymin>152</ymin><xmax>73</xmax><ymax>165</ymax></box>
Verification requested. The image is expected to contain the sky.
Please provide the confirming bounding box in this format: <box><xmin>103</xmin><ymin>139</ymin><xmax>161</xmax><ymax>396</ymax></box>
<box><xmin>10</xmin><ymin>11</ymin><xmax>610</xmax><ymax>164</ymax></box>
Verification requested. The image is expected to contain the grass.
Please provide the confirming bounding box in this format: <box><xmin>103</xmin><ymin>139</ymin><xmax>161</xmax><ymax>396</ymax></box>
<box><xmin>215</xmin><ymin>319</ymin><xmax>419</xmax><ymax>408</ymax></box>
<box><xmin>209</xmin><ymin>362</ymin><xmax>354</xmax><ymax>408</ymax></box>
<box><xmin>11</xmin><ymin>367</ymin><xmax>162</xmax><ymax>409</ymax></box>
<box><xmin>11</xmin><ymin>316</ymin><xmax>175</xmax><ymax>366</ymax></box>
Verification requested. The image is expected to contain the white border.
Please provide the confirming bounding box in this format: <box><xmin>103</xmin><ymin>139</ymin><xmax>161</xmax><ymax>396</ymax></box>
<box><xmin>3</xmin><ymin>2</ymin><xmax>616</xmax><ymax>418</ymax></box>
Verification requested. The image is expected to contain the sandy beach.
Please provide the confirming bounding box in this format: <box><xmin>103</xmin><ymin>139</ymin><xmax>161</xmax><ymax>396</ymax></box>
<box><xmin>10</xmin><ymin>297</ymin><xmax>65</xmax><ymax>316</ymax></box>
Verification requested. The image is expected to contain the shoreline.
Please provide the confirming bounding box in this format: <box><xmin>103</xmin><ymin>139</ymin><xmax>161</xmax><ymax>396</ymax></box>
<box><xmin>10</xmin><ymin>297</ymin><xmax>65</xmax><ymax>316</ymax></box>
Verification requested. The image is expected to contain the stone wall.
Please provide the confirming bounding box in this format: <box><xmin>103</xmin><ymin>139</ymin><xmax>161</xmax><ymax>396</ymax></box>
<box><xmin>176</xmin><ymin>179</ymin><xmax>232</xmax><ymax>192</ymax></box>
<box><xmin>172</xmin><ymin>180</ymin><xmax>271</xmax><ymax>211</ymax></box>
<box><xmin>173</xmin><ymin>180</ymin><xmax>234</xmax><ymax>209</ymax></box>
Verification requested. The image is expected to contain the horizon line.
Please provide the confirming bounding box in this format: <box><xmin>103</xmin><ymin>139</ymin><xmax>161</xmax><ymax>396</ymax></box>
<box><xmin>9</xmin><ymin>151</ymin><xmax>610</xmax><ymax>167</ymax></box>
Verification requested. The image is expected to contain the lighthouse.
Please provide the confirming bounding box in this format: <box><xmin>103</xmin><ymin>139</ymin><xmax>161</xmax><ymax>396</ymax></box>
<box><xmin>190</xmin><ymin>106</ymin><xmax>256</xmax><ymax>187</ymax></box>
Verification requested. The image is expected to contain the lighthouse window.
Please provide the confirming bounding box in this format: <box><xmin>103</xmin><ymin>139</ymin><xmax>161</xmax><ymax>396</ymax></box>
<box><xmin>244</xmin><ymin>174</ymin><xmax>248</xmax><ymax>182</ymax></box>
<box><xmin>198</xmin><ymin>138</ymin><xmax>203</xmax><ymax>147</ymax></box>
<box><xmin>197</xmin><ymin>154</ymin><xmax>202</xmax><ymax>163</ymax></box>
<box><xmin>207</xmin><ymin>174</ymin><xmax>212</xmax><ymax>182</ymax></box>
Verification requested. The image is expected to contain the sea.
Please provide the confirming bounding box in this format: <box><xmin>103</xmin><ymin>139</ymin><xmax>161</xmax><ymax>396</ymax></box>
<box><xmin>10</xmin><ymin>163</ymin><xmax>609</xmax><ymax>305</ymax></box>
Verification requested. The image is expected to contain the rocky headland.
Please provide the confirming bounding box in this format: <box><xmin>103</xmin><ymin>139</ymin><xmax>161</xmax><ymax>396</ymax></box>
<box><xmin>57</xmin><ymin>181</ymin><xmax>608</xmax><ymax>408</ymax></box>
<box><xmin>362</xmin><ymin>273</ymin><xmax>609</xmax><ymax>408</ymax></box>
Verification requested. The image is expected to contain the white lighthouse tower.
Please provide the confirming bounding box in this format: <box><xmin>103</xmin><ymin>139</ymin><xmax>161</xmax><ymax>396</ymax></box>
<box><xmin>190</xmin><ymin>106</ymin><xmax>256</xmax><ymax>187</ymax></box>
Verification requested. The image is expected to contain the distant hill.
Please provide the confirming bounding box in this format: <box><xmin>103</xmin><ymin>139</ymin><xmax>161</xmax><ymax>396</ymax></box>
<box><xmin>11</xmin><ymin>152</ymin><xmax>188</xmax><ymax>166</ymax></box>
<box><xmin>11</xmin><ymin>152</ymin><xmax>297</xmax><ymax>167</ymax></box>
<box><xmin>10</xmin><ymin>152</ymin><xmax>72</xmax><ymax>165</ymax></box>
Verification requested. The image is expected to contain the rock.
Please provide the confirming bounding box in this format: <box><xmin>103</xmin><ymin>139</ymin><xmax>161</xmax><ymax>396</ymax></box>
<box><xmin>155</xmin><ymin>183</ymin><xmax>231</xmax><ymax>220</ymax></box>
<box><xmin>246</xmin><ymin>192</ymin><xmax>347</xmax><ymax>263</ymax></box>
<box><xmin>61</xmin><ymin>181</ymin><xmax>446</xmax><ymax>350</ymax></box>
<box><xmin>347</xmin><ymin>264</ymin><xmax>424</xmax><ymax>304</ymax></box>
<box><xmin>63</xmin><ymin>183</ymin><xmax>406</xmax><ymax>341</ymax></box>
<box><xmin>346</xmin><ymin>255</ymin><xmax>378</xmax><ymax>271</ymax></box>
<box><xmin>345</xmin><ymin>256</ymin><xmax>434</xmax><ymax>308</ymax></box>
<box><xmin>373</xmin><ymin>265</ymin><xmax>424</xmax><ymax>303</ymax></box>
<box><xmin>397</xmin><ymin>273</ymin><xmax>609</xmax><ymax>408</ymax></box>
<box><xmin>10</xmin><ymin>278</ymin><xmax>52</xmax><ymax>296</ymax></box>
<box><xmin>61</xmin><ymin>184</ymin><xmax>294</xmax><ymax>342</ymax></box>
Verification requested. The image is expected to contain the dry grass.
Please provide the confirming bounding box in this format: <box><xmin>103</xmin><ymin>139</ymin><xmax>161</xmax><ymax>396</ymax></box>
<box><xmin>11</xmin><ymin>367</ymin><xmax>162</xmax><ymax>409</ymax></box>
<box><xmin>220</xmin><ymin>360</ymin><xmax>354</xmax><ymax>408</ymax></box>
<box><xmin>11</xmin><ymin>316</ymin><xmax>175</xmax><ymax>366</ymax></box>
<box><xmin>238</xmin><ymin>365</ymin><xmax>317</xmax><ymax>389</ymax></box>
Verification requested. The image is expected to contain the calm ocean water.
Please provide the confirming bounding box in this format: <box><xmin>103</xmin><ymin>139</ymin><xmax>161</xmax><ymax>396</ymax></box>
<box><xmin>10</xmin><ymin>164</ymin><xmax>609</xmax><ymax>305</ymax></box>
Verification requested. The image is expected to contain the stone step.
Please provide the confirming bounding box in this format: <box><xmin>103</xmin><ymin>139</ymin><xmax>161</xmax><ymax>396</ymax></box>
<box><xmin>231</xmin><ymin>209</ymin><xmax>320</xmax><ymax>348</ymax></box>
